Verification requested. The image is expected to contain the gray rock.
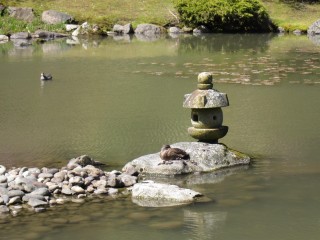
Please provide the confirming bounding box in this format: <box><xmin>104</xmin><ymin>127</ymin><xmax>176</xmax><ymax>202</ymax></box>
<box><xmin>8</xmin><ymin>196</ymin><xmax>21</xmax><ymax>205</ymax></box>
<box><xmin>2</xmin><ymin>195</ymin><xmax>9</xmax><ymax>204</ymax></box>
<box><xmin>10</xmin><ymin>32</ymin><xmax>31</xmax><ymax>39</ymax></box>
<box><xmin>193</xmin><ymin>25</ymin><xmax>210</xmax><ymax>34</ymax></box>
<box><xmin>132</xmin><ymin>181</ymin><xmax>203</xmax><ymax>207</ymax></box>
<box><xmin>0</xmin><ymin>175</ymin><xmax>7</xmax><ymax>183</ymax></box>
<box><xmin>69</xmin><ymin>176</ymin><xmax>84</xmax><ymax>186</ymax></box>
<box><xmin>61</xmin><ymin>186</ymin><xmax>74</xmax><ymax>195</ymax></box>
<box><xmin>22</xmin><ymin>194</ymin><xmax>45</xmax><ymax>202</ymax></box>
<box><xmin>84</xmin><ymin>176</ymin><xmax>94</xmax><ymax>186</ymax></box>
<box><xmin>30</xmin><ymin>187</ymin><xmax>50</xmax><ymax>196</ymax></box>
<box><xmin>67</xmin><ymin>155</ymin><xmax>103</xmax><ymax>168</ymax></box>
<box><xmin>108</xmin><ymin>188</ymin><xmax>118</xmax><ymax>195</ymax></box>
<box><xmin>0</xmin><ymin>187</ymin><xmax>8</xmax><ymax>195</ymax></box>
<box><xmin>71</xmin><ymin>186</ymin><xmax>85</xmax><ymax>194</ymax></box>
<box><xmin>135</xmin><ymin>24</ymin><xmax>164</xmax><ymax>36</ymax></box>
<box><xmin>46</xmin><ymin>168</ymin><xmax>59</xmax><ymax>175</ymax></box>
<box><xmin>0</xmin><ymin>165</ymin><xmax>6</xmax><ymax>175</ymax></box>
<box><xmin>117</xmin><ymin>174</ymin><xmax>137</xmax><ymax>187</ymax></box>
<box><xmin>65</xmin><ymin>24</ymin><xmax>79</xmax><ymax>31</ymax></box>
<box><xmin>123</xmin><ymin>142</ymin><xmax>250</xmax><ymax>175</ymax></box>
<box><xmin>293</xmin><ymin>29</ymin><xmax>302</xmax><ymax>35</ymax></box>
<box><xmin>94</xmin><ymin>189</ymin><xmax>108</xmax><ymax>195</ymax></box>
<box><xmin>278</xmin><ymin>27</ymin><xmax>285</xmax><ymax>33</ymax></box>
<box><xmin>42</xmin><ymin>10</ymin><xmax>73</xmax><ymax>24</ymax></box>
<box><xmin>113</xmin><ymin>23</ymin><xmax>133</xmax><ymax>34</ymax></box>
<box><xmin>0</xmin><ymin>197</ymin><xmax>3</xmax><ymax>205</ymax></box>
<box><xmin>122</xmin><ymin>164</ymin><xmax>139</xmax><ymax>176</ymax></box>
<box><xmin>182</xmin><ymin>26</ymin><xmax>193</xmax><ymax>33</ymax></box>
<box><xmin>38</xmin><ymin>173</ymin><xmax>53</xmax><ymax>179</ymax></box>
<box><xmin>308</xmin><ymin>19</ymin><xmax>320</xmax><ymax>35</ymax></box>
<box><xmin>0</xmin><ymin>35</ymin><xmax>8</xmax><ymax>43</ymax></box>
<box><xmin>7</xmin><ymin>190</ymin><xmax>25</xmax><ymax>198</ymax></box>
<box><xmin>18</xmin><ymin>167</ymin><xmax>28</xmax><ymax>176</ymax></box>
<box><xmin>0</xmin><ymin>205</ymin><xmax>10</xmax><ymax>214</ymax></box>
<box><xmin>83</xmin><ymin>165</ymin><xmax>104</xmax><ymax>177</ymax></box>
<box><xmin>107</xmin><ymin>173</ymin><xmax>121</xmax><ymax>187</ymax></box>
<box><xmin>92</xmin><ymin>180</ymin><xmax>107</xmax><ymax>188</ymax></box>
<box><xmin>7</xmin><ymin>7</ymin><xmax>35</xmax><ymax>22</ymax></box>
<box><xmin>168</xmin><ymin>27</ymin><xmax>181</xmax><ymax>34</ymax></box>
<box><xmin>27</xmin><ymin>198</ymin><xmax>48</xmax><ymax>208</ymax></box>
<box><xmin>34</xmin><ymin>30</ymin><xmax>68</xmax><ymax>39</ymax></box>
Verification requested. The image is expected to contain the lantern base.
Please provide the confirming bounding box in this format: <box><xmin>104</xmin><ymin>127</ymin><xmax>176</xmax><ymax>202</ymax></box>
<box><xmin>188</xmin><ymin>126</ymin><xmax>228</xmax><ymax>142</ymax></box>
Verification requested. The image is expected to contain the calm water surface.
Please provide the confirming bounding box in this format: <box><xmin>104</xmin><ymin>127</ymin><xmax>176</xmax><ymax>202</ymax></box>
<box><xmin>0</xmin><ymin>33</ymin><xmax>319</xmax><ymax>239</ymax></box>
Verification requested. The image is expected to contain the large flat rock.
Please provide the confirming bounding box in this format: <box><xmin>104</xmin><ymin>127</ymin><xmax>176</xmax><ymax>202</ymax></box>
<box><xmin>131</xmin><ymin>180</ymin><xmax>203</xmax><ymax>207</ymax></box>
<box><xmin>123</xmin><ymin>142</ymin><xmax>250</xmax><ymax>175</ymax></box>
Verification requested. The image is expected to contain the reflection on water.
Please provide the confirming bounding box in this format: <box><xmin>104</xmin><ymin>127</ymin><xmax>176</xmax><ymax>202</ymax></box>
<box><xmin>0</xmin><ymin>33</ymin><xmax>319</xmax><ymax>240</ymax></box>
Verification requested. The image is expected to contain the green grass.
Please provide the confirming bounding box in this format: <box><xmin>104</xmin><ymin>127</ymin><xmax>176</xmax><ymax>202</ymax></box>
<box><xmin>1</xmin><ymin>0</ymin><xmax>320</xmax><ymax>33</ymax></box>
<box><xmin>0</xmin><ymin>15</ymin><xmax>65</xmax><ymax>35</ymax></box>
<box><xmin>261</xmin><ymin>0</ymin><xmax>320</xmax><ymax>31</ymax></box>
<box><xmin>1</xmin><ymin>0</ymin><xmax>177</xmax><ymax>28</ymax></box>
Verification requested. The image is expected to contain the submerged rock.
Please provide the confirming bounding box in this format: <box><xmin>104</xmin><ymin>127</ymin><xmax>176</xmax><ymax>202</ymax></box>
<box><xmin>123</xmin><ymin>142</ymin><xmax>250</xmax><ymax>175</ymax></box>
<box><xmin>131</xmin><ymin>180</ymin><xmax>203</xmax><ymax>207</ymax></box>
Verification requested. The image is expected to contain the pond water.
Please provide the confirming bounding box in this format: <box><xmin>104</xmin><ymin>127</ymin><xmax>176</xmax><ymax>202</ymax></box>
<box><xmin>0</xmin><ymin>33</ymin><xmax>319</xmax><ymax>239</ymax></box>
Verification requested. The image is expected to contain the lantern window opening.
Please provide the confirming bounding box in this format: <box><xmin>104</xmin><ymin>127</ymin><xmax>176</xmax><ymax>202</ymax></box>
<box><xmin>192</xmin><ymin>113</ymin><xmax>199</xmax><ymax>122</ymax></box>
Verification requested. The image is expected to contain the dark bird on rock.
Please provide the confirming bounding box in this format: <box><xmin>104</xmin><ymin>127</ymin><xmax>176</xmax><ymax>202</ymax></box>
<box><xmin>160</xmin><ymin>145</ymin><xmax>190</xmax><ymax>163</ymax></box>
<box><xmin>40</xmin><ymin>72</ymin><xmax>52</xmax><ymax>81</ymax></box>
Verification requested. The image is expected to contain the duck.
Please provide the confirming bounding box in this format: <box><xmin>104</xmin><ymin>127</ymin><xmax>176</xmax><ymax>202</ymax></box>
<box><xmin>40</xmin><ymin>72</ymin><xmax>52</xmax><ymax>81</ymax></box>
<box><xmin>159</xmin><ymin>145</ymin><xmax>190</xmax><ymax>164</ymax></box>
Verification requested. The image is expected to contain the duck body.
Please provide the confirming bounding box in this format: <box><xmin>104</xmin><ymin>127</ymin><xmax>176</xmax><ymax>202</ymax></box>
<box><xmin>160</xmin><ymin>145</ymin><xmax>190</xmax><ymax>161</ymax></box>
<box><xmin>40</xmin><ymin>72</ymin><xmax>52</xmax><ymax>81</ymax></box>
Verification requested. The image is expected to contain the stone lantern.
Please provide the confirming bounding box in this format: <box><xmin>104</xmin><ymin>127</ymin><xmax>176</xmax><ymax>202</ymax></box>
<box><xmin>183</xmin><ymin>72</ymin><xmax>229</xmax><ymax>143</ymax></box>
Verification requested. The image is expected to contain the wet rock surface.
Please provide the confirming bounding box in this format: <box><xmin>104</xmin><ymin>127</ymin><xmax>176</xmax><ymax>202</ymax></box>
<box><xmin>131</xmin><ymin>180</ymin><xmax>203</xmax><ymax>207</ymax></box>
<box><xmin>123</xmin><ymin>142</ymin><xmax>250</xmax><ymax>175</ymax></box>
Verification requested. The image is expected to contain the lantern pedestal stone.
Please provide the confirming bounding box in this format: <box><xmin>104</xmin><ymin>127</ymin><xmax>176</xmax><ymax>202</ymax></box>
<box><xmin>123</xmin><ymin>72</ymin><xmax>250</xmax><ymax>177</ymax></box>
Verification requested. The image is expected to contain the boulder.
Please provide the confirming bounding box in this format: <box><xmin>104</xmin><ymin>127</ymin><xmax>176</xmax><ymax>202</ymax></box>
<box><xmin>168</xmin><ymin>27</ymin><xmax>181</xmax><ymax>34</ymax></box>
<box><xmin>123</xmin><ymin>142</ymin><xmax>250</xmax><ymax>175</ymax></box>
<box><xmin>65</xmin><ymin>24</ymin><xmax>79</xmax><ymax>31</ymax></box>
<box><xmin>113</xmin><ymin>23</ymin><xmax>133</xmax><ymax>34</ymax></box>
<box><xmin>42</xmin><ymin>10</ymin><xmax>73</xmax><ymax>24</ymax></box>
<box><xmin>34</xmin><ymin>30</ymin><xmax>68</xmax><ymax>39</ymax></box>
<box><xmin>7</xmin><ymin>7</ymin><xmax>35</xmax><ymax>22</ymax></box>
<box><xmin>67</xmin><ymin>155</ymin><xmax>104</xmax><ymax>168</ymax></box>
<box><xmin>193</xmin><ymin>25</ymin><xmax>211</xmax><ymax>34</ymax></box>
<box><xmin>293</xmin><ymin>29</ymin><xmax>302</xmax><ymax>35</ymax></box>
<box><xmin>10</xmin><ymin>32</ymin><xmax>31</xmax><ymax>39</ymax></box>
<box><xmin>135</xmin><ymin>24</ymin><xmax>165</xmax><ymax>36</ymax></box>
<box><xmin>131</xmin><ymin>180</ymin><xmax>203</xmax><ymax>207</ymax></box>
<box><xmin>27</xmin><ymin>198</ymin><xmax>48</xmax><ymax>208</ymax></box>
<box><xmin>308</xmin><ymin>19</ymin><xmax>320</xmax><ymax>35</ymax></box>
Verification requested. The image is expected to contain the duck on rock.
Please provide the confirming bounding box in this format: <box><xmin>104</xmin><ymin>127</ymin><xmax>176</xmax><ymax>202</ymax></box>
<box><xmin>159</xmin><ymin>145</ymin><xmax>190</xmax><ymax>165</ymax></box>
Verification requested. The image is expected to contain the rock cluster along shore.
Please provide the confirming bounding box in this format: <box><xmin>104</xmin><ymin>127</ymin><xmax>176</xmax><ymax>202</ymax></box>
<box><xmin>0</xmin><ymin>155</ymin><xmax>138</xmax><ymax>216</ymax></box>
<box><xmin>0</xmin><ymin>142</ymin><xmax>251</xmax><ymax>216</ymax></box>
<box><xmin>1</xmin><ymin>5</ymin><xmax>319</xmax><ymax>45</ymax></box>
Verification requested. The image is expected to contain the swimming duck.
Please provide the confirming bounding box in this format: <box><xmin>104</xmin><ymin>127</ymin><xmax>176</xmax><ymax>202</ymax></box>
<box><xmin>40</xmin><ymin>72</ymin><xmax>52</xmax><ymax>81</ymax></box>
<box><xmin>159</xmin><ymin>144</ymin><xmax>190</xmax><ymax>162</ymax></box>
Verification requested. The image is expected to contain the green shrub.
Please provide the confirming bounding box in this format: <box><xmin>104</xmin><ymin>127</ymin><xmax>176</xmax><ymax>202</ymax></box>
<box><xmin>174</xmin><ymin>0</ymin><xmax>276</xmax><ymax>32</ymax></box>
